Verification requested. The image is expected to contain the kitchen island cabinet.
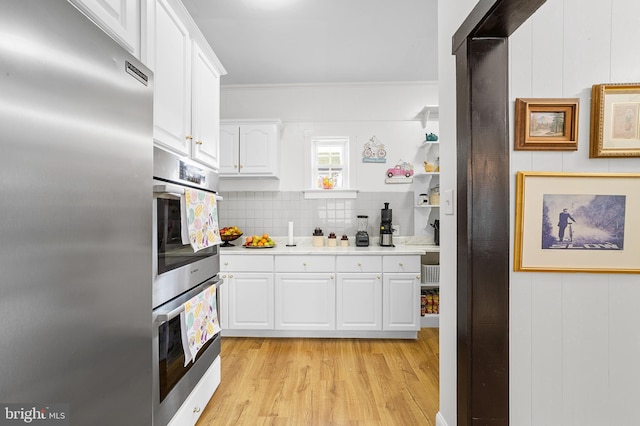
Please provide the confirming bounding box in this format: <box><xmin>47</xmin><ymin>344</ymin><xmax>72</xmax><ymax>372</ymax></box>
<box><xmin>220</xmin><ymin>245</ymin><xmax>428</xmax><ymax>339</ymax></box>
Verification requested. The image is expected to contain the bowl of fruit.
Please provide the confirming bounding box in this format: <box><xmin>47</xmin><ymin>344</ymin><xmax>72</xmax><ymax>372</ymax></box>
<box><xmin>220</xmin><ymin>226</ymin><xmax>243</xmax><ymax>247</ymax></box>
<box><xmin>243</xmin><ymin>233</ymin><xmax>275</xmax><ymax>249</ymax></box>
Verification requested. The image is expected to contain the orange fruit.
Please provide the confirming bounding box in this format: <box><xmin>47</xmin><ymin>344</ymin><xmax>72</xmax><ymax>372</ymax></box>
<box><xmin>258</xmin><ymin>241</ymin><xmax>264</xmax><ymax>246</ymax></box>
<box><xmin>262</xmin><ymin>233</ymin><xmax>269</xmax><ymax>240</ymax></box>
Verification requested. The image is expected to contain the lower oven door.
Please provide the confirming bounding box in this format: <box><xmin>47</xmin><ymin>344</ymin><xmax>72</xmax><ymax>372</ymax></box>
<box><xmin>152</xmin><ymin>277</ymin><xmax>223</xmax><ymax>426</ymax></box>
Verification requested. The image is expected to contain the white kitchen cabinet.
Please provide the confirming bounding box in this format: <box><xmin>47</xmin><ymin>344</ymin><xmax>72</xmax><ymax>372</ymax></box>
<box><xmin>153</xmin><ymin>0</ymin><xmax>191</xmax><ymax>155</ymax></box>
<box><xmin>220</xmin><ymin>121</ymin><xmax>281</xmax><ymax>177</ymax></box>
<box><xmin>221</xmin><ymin>255</ymin><xmax>274</xmax><ymax>330</ymax></box>
<box><xmin>152</xmin><ymin>0</ymin><xmax>224</xmax><ymax>169</ymax></box>
<box><xmin>224</xmin><ymin>273</ymin><xmax>274</xmax><ymax>330</ymax></box>
<box><xmin>190</xmin><ymin>42</ymin><xmax>221</xmax><ymax>169</ymax></box>
<box><xmin>336</xmin><ymin>273</ymin><xmax>382</xmax><ymax>331</ymax></box>
<box><xmin>275</xmin><ymin>273</ymin><xmax>335</xmax><ymax>330</ymax></box>
<box><xmin>382</xmin><ymin>273</ymin><xmax>421</xmax><ymax>331</ymax></box>
<box><xmin>382</xmin><ymin>256</ymin><xmax>421</xmax><ymax>331</ymax></box>
<box><xmin>336</xmin><ymin>255</ymin><xmax>382</xmax><ymax>331</ymax></box>
<box><xmin>68</xmin><ymin>0</ymin><xmax>141</xmax><ymax>57</ymax></box>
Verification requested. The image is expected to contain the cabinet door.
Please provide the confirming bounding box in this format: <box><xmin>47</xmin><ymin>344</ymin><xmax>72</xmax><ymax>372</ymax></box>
<box><xmin>153</xmin><ymin>0</ymin><xmax>191</xmax><ymax>155</ymax></box>
<box><xmin>336</xmin><ymin>273</ymin><xmax>382</xmax><ymax>331</ymax></box>
<box><xmin>69</xmin><ymin>0</ymin><xmax>140</xmax><ymax>56</ymax></box>
<box><xmin>240</xmin><ymin>124</ymin><xmax>278</xmax><ymax>175</ymax></box>
<box><xmin>219</xmin><ymin>125</ymin><xmax>239</xmax><ymax>175</ymax></box>
<box><xmin>191</xmin><ymin>42</ymin><xmax>221</xmax><ymax>170</ymax></box>
<box><xmin>383</xmin><ymin>273</ymin><xmax>420</xmax><ymax>331</ymax></box>
<box><xmin>275</xmin><ymin>273</ymin><xmax>335</xmax><ymax>330</ymax></box>
<box><xmin>228</xmin><ymin>273</ymin><xmax>274</xmax><ymax>330</ymax></box>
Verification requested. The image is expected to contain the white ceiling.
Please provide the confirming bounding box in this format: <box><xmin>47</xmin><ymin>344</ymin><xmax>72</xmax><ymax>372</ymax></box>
<box><xmin>181</xmin><ymin>0</ymin><xmax>439</xmax><ymax>86</ymax></box>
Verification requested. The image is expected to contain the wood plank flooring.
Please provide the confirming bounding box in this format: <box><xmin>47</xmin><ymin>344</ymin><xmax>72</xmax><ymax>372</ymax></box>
<box><xmin>196</xmin><ymin>329</ymin><xmax>439</xmax><ymax>426</ymax></box>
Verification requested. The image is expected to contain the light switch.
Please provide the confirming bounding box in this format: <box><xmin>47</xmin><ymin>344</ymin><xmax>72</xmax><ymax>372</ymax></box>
<box><xmin>444</xmin><ymin>189</ymin><xmax>454</xmax><ymax>215</ymax></box>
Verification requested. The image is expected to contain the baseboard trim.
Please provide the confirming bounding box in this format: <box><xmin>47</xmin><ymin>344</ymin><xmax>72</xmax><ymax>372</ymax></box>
<box><xmin>436</xmin><ymin>411</ymin><xmax>449</xmax><ymax>426</ymax></box>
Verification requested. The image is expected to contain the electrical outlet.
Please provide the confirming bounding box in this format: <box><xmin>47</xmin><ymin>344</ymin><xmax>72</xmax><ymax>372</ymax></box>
<box><xmin>392</xmin><ymin>225</ymin><xmax>400</xmax><ymax>236</ymax></box>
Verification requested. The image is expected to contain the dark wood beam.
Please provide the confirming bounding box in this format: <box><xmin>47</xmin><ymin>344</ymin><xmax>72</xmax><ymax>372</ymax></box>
<box><xmin>452</xmin><ymin>0</ymin><xmax>547</xmax><ymax>53</ymax></box>
<box><xmin>452</xmin><ymin>0</ymin><xmax>547</xmax><ymax>425</ymax></box>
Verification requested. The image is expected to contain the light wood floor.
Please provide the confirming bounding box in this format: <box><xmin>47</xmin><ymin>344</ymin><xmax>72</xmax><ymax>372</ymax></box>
<box><xmin>196</xmin><ymin>328</ymin><xmax>439</xmax><ymax>426</ymax></box>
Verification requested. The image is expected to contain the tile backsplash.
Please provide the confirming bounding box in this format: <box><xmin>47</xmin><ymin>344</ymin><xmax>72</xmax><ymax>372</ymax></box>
<box><xmin>218</xmin><ymin>191</ymin><xmax>414</xmax><ymax>238</ymax></box>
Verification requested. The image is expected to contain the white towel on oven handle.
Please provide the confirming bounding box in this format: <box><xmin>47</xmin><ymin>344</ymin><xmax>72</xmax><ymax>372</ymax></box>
<box><xmin>181</xmin><ymin>188</ymin><xmax>222</xmax><ymax>251</ymax></box>
<box><xmin>180</xmin><ymin>285</ymin><xmax>221</xmax><ymax>365</ymax></box>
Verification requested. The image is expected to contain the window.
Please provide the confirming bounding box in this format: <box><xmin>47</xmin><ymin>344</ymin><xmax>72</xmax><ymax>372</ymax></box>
<box><xmin>311</xmin><ymin>138</ymin><xmax>349</xmax><ymax>189</ymax></box>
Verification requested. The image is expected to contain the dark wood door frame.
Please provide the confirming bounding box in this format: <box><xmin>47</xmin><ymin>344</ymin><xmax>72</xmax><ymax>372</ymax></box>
<box><xmin>452</xmin><ymin>1</ymin><xmax>546</xmax><ymax>425</ymax></box>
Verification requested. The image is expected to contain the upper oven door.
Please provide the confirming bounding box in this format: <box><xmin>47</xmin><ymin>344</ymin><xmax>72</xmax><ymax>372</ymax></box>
<box><xmin>153</xmin><ymin>182</ymin><xmax>219</xmax><ymax>308</ymax></box>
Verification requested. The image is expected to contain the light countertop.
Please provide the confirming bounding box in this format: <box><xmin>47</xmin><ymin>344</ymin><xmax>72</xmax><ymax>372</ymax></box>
<box><xmin>219</xmin><ymin>236</ymin><xmax>438</xmax><ymax>256</ymax></box>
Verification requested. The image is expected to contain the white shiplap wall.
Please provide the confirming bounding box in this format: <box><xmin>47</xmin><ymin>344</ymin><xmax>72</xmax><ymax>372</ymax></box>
<box><xmin>509</xmin><ymin>1</ymin><xmax>640</xmax><ymax>425</ymax></box>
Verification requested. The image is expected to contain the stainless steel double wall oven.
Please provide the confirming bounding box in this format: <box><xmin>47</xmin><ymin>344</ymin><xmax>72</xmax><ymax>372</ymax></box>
<box><xmin>152</xmin><ymin>147</ymin><xmax>222</xmax><ymax>425</ymax></box>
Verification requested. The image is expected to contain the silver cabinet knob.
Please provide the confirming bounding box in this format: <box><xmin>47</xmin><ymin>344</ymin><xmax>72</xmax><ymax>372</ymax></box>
<box><xmin>399</xmin><ymin>262</ymin><xmax>404</xmax><ymax>267</ymax></box>
<box><xmin>303</xmin><ymin>262</ymin><xmax>307</xmax><ymax>266</ymax></box>
<box><xmin>229</xmin><ymin>274</ymin><xmax>234</xmax><ymax>278</ymax></box>
<box><xmin>224</xmin><ymin>262</ymin><xmax>228</xmax><ymax>266</ymax></box>
<box><xmin>193</xmin><ymin>407</ymin><xmax>201</xmax><ymax>413</ymax></box>
<box><xmin>377</xmin><ymin>275</ymin><xmax>381</xmax><ymax>279</ymax></box>
<box><xmin>357</xmin><ymin>262</ymin><xmax>362</xmax><ymax>266</ymax></box>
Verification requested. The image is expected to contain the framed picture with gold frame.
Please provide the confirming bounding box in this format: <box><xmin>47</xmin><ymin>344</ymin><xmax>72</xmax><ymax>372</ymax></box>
<box><xmin>589</xmin><ymin>82</ymin><xmax>640</xmax><ymax>157</ymax></box>
<box><xmin>514</xmin><ymin>171</ymin><xmax>640</xmax><ymax>273</ymax></box>
<box><xmin>514</xmin><ymin>98</ymin><xmax>580</xmax><ymax>151</ymax></box>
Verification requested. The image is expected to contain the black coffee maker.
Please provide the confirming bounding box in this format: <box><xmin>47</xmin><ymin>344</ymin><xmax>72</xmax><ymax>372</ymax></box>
<box><xmin>380</xmin><ymin>202</ymin><xmax>394</xmax><ymax>246</ymax></box>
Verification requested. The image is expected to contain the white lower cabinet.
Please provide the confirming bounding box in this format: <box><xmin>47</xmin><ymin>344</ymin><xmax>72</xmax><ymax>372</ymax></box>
<box><xmin>382</xmin><ymin>255</ymin><xmax>421</xmax><ymax>331</ymax></box>
<box><xmin>336</xmin><ymin>273</ymin><xmax>382</xmax><ymax>331</ymax></box>
<box><xmin>226</xmin><ymin>273</ymin><xmax>274</xmax><ymax>330</ymax></box>
<box><xmin>275</xmin><ymin>273</ymin><xmax>335</xmax><ymax>330</ymax></box>
<box><xmin>220</xmin><ymin>253</ymin><xmax>421</xmax><ymax>337</ymax></box>
<box><xmin>221</xmin><ymin>255</ymin><xmax>274</xmax><ymax>331</ymax></box>
<box><xmin>382</xmin><ymin>273</ymin><xmax>421</xmax><ymax>331</ymax></box>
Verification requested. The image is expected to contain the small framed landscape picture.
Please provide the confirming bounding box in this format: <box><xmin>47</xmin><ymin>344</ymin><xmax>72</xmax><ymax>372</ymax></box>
<box><xmin>589</xmin><ymin>82</ymin><xmax>640</xmax><ymax>157</ymax></box>
<box><xmin>514</xmin><ymin>171</ymin><xmax>640</xmax><ymax>273</ymax></box>
<box><xmin>514</xmin><ymin>98</ymin><xmax>580</xmax><ymax>151</ymax></box>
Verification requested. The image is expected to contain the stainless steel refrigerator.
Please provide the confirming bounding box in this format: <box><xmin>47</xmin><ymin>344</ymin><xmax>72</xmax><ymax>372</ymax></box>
<box><xmin>0</xmin><ymin>1</ymin><xmax>153</xmax><ymax>424</ymax></box>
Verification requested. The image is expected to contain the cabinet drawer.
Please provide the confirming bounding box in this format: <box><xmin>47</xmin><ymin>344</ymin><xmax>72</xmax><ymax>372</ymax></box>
<box><xmin>336</xmin><ymin>256</ymin><xmax>381</xmax><ymax>273</ymax></box>
<box><xmin>221</xmin><ymin>255</ymin><xmax>273</xmax><ymax>272</ymax></box>
<box><xmin>275</xmin><ymin>255</ymin><xmax>334</xmax><ymax>273</ymax></box>
<box><xmin>382</xmin><ymin>256</ymin><xmax>420</xmax><ymax>273</ymax></box>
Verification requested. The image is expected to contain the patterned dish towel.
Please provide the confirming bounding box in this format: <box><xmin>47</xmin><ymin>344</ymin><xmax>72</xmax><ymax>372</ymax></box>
<box><xmin>180</xmin><ymin>285</ymin><xmax>221</xmax><ymax>366</ymax></box>
<box><xmin>181</xmin><ymin>188</ymin><xmax>222</xmax><ymax>251</ymax></box>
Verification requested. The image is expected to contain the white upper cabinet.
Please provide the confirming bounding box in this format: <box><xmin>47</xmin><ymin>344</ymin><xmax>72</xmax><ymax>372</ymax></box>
<box><xmin>220</xmin><ymin>121</ymin><xmax>281</xmax><ymax>178</ymax></box>
<box><xmin>68</xmin><ymin>0</ymin><xmax>141</xmax><ymax>57</ymax></box>
<box><xmin>191</xmin><ymin>42</ymin><xmax>221</xmax><ymax>170</ymax></box>
<box><xmin>150</xmin><ymin>0</ymin><xmax>225</xmax><ymax>169</ymax></box>
<box><xmin>152</xmin><ymin>0</ymin><xmax>191</xmax><ymax>156</ymax></box>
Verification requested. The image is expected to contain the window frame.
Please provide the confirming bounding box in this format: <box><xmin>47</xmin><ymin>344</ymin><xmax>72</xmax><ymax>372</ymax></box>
<box><xmin>311</xmin><ymin>137</ymin><xmax>350</xmax><ymax>190</ymax></box>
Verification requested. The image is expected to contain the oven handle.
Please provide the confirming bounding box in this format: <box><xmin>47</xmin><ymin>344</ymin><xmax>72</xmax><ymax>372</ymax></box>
<box><xmin>153</xmin><ymin>184</ymin><xmax>223</xmax><ymax>201</ymax></box>
<box><xmin>154</xmin><ymin>278</ymin><xmax>224</xmax><ymax>323</ymax></box>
